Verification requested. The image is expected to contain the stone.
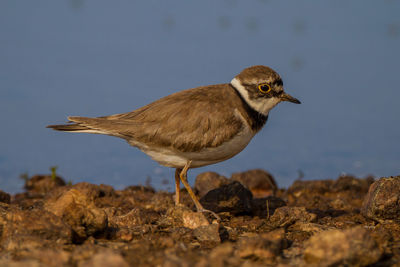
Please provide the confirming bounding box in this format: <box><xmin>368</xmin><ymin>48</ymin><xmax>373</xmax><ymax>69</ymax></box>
<box><xmin>331</xmin><ymin>175</ymin><xmax>374</xmax><ymax>193</ymax></box>
<box><xmin>251</xmin><ymin>196</ymin><xmax>286</xmax><ymax>218</ymax></box>
<box><xmin>361</xmin><ymin>176</ymin><xmax>400</xmax><ymax>221</ymax></box>
<box><xmin>24</xmin><ymin>174</ymin><xmax>66</xmax><ymax>196</ymax></box>
<box><xmin>269</xmin><ymin>206</ymin><xmax>317</xmax><ymax>228</ymax></box>
<box><xmin>303</xmin><ymin>226</ymin><xmax>381</xmax><ymax>266</ymax></box>
<box><xmin>182</xmin><ymin>210</ymin><xmax>210</xmax><ymax>229</ymax></box>
<box><xmin>287</xmin><ymin>179</ymin><xmax>332</xmax><ymax>197</ymax></box>
<box><xmin>200</xmin><ymin>181</ymin><xmax>253</xmax><ymax>215</ymax></box>
<box><xmin>72</xmin><ymin>182</ymin><xmax>103</xmax><ymax>200</ymax></box>
<box><xmin>194</xmin><ymin>172</ymin><xmax>229</xmax><ymax>198</ymax></box>
<box><xmin>0</xmin><ymin>205</ymin><xmax>73</xmax><ymax>250</ymax></box>
<box><xmin>163</xmin><ymin>205</ymin><xmax>210</xmax><ymax>229</ymax></box>
<box><xmin>193</xmin><ymin>224</ymin><xmax>221</xmax><ymax>242</ymax></box>
<box><xmin>231</xmin><ymin>169</ymin><xmax>277</xmax><ymax>198</ymax></box>
<box><xmin>286</xmin><ymin>179</ymin><xmax>333</xmax><ymax>209</ymax></box>
<box><xmin>44</xmin><ymin>188</ymin><xmax>108</xmax><ymax>241</ymax></box>
<box><xmin>236</xmin><ymin>229</ymin><xmax>287</xmax><ymax>263</ymax></box>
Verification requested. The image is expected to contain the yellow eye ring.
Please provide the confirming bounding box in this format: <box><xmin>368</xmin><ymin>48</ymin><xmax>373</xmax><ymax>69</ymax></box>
<box><xmin>258</xmin><ymin>83</ymin><xmax>271</xmax><ymax>93</ymax></box>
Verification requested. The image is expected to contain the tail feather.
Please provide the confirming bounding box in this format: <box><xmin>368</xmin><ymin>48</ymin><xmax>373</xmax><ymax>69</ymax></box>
<box><xmin>47</xmin><ymin>117</ymin><xmax>105</xmax><ymax>134</ymax></box>
<box><xmin>47</xmin><ymin>116</ymin><xmax>126</xmax><ymax>135</ymax></box>
<box><xmin>46</xmin><ymin>123</ymin><xmax>91</xmax><ymax>132</ymax></box>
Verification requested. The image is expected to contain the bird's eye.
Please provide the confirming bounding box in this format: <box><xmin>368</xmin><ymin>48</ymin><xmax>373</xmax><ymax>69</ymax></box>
<box><xmin>258</xmin><ymin>83</ymin><xmax>271</xmax><ymax>93</ymax></box>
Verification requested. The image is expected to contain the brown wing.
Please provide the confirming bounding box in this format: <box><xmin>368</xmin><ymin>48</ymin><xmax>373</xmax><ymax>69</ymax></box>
<box><xmin>65</xmin><ymin>84</ymin><xmax>245</xmax><ymax>152</ymax></box>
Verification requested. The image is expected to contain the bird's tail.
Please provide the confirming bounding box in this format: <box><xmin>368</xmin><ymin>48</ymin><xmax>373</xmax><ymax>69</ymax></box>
<box><xmin>47</xmin><ymin>116</ymin><xmax>107</xmax><ymax>134</ymax></box>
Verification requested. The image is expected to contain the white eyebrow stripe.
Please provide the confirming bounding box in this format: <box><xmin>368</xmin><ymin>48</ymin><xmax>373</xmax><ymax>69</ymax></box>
<box><xmin>230</xmin><ymin>77</ymin><xmax>281</xmax><ymax>116</ymax></box>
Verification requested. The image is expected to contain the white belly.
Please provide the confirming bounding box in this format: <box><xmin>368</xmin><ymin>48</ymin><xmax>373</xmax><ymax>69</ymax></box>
<box><xmin>132</xmin><ymin>124</ymin><xmax>255</xmax><ymax>168</ymax></box>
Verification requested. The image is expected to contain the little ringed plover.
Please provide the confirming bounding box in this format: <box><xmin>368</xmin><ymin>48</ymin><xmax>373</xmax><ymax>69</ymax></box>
<box><xmin>47</xmin><ymin>65</ymin><xmax>301</xmax><ymax>218</ymax></box>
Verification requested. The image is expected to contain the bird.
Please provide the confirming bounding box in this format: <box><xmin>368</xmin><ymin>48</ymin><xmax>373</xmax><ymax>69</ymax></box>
<box><xmin>47</xmin><ymin>65</ymin><xmax>300</xmax><ymax>218</ymax></box>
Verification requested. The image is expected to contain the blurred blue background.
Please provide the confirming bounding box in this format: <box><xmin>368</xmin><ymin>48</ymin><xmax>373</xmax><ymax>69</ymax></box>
<box><xmin>1</xmin><ymin>0</ymin><xmax>399</xmax><ymax>193</ymax></box>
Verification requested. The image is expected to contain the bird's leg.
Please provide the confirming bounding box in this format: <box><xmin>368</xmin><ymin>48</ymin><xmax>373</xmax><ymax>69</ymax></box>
<box><xmin>174</xmin><ymin>168</ymin><xmax>181</xmax><ymax>206</ymax></box>
<box><xmin>179</xmin><ymin>161</ymin><xmax>203</xmax><ymax>211</ymax></box>
<box><xmin>179</xmin><ymin>161</ymin><xmax>221</xmax><ymax>221</ymax></box>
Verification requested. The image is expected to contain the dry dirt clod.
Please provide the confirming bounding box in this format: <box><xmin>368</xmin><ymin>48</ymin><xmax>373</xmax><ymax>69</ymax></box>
<box><xmin>361</xmin><ymin>176</ymin><xmax>400</xmax><ymax>222</ymax></box>
<box><xmin>200</xmin><ymin>181</ymin><xmax>253</xmax><ymax>215</ymax></box>
<box><xmin>231</xmin><ymin>169</ymin><xmax>277</xmax><ymax>198</ymax></box>
<box><xmin>268</xmin><ymin>206</ymin><xmax>317</xmax><ymax>228</ymax></box>
<box><xmin>303</xmin><ymin>226</ymin><xmax>382</xmax><ymax>266</ymax></box>
<box><xmin>24</xmin><ymin>174</ymin><xmax>66</xmax><ymax>196</ymax></box>
<box><xmin>236</xmin><ymin>228</ymin><xmax>287</xmax><ymax>263</ymax></box>
<box><xmin>331</xmin><ymin>175</ymin><xmax>374</xmax><ymax>193</ymax></box>
<box><xmin>193</xmin><ymin>224</ymin><xmax>222</xmax><ymax>243</ymax></box>
<box><xmin>0</xmin><ymin>206</ymin><xmax>73</xmax><ymax>250</ymax></box>
<box><xmin>162</xmin><ymin>205</ymin><xmax>211</xmax><ymax>229</ymax></box>
<box><xmin>182</xmin><ymin>210</ymin><xmax>210</xmax><ymax>229</ymax></box>
<box><xmin>44</xmin><ymin>188</ymin><xmax>108</xmax><ymax>242</ymax></box>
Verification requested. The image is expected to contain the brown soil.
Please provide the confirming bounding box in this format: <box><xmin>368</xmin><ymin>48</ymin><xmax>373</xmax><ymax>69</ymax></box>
<box><xmin>0</xmin><ymin>172</ymin><xmax>399</xmax><ymax>266</ymax></box>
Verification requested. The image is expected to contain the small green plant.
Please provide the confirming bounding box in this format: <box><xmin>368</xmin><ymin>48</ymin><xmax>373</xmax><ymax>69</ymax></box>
<box><xmin>50</xmin><ymin>166</ymin><xmax>58</xmax><ymax>181</ymax></box>
<box><xmin>67</xmin><ymin>180</ymin><xmax>73</xmax><ymax>186</ymax></box>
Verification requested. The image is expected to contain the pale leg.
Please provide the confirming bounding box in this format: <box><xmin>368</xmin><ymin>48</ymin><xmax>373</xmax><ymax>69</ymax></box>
<box><xmin>179</xmin><ymin>161</ymin><xmax>221</xmax><ymax>221</ymax></box>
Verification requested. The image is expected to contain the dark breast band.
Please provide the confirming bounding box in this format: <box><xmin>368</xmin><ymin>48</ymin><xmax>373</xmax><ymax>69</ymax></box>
<box><xmin>229</xmin><ymin>84</ymin><xmax>269</xmax><ymax>132</ymax></box>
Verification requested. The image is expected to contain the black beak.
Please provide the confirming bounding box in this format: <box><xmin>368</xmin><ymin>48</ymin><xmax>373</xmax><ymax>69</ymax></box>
<box><xmin>280</xmin><ymin>93</ymin><xmax>301</xmax><ymax>104</ymax></box>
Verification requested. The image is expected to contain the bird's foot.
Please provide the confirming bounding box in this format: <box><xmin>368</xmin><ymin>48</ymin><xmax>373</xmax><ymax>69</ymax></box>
<box><xmin>198</xmin><ymin>208</ymin><xmax>221</xmax><ymax>222</ymax></box>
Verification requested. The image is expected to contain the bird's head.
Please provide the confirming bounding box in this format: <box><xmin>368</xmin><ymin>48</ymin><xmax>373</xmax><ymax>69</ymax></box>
<box><xmin>231</xmin><ymin>65</ymin><xmax>300</xmax><ymax>116</ymax></box>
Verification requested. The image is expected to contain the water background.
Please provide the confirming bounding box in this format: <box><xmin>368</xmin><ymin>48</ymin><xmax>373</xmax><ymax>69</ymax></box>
<box><xmin>1</xmin><ymin>1</ymin><xmax>400</xmax><ymax>193</ymax></box>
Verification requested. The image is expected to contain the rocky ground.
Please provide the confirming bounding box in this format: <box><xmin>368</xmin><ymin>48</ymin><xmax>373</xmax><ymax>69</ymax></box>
<box><xmin>0</xmin><ymin>169</ymin><xmax>399</xmax><ymax>267</ymax></box>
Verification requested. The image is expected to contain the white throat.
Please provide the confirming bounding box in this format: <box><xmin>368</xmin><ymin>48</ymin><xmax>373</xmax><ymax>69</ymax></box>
<box><xmin>230</xmin><ymin>77</ymin><xmax>280</xmax><ymax>116</ymax></box>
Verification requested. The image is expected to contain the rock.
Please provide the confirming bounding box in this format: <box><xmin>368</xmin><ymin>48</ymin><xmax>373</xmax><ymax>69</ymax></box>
<box><xmin>303</xmin><ymin>226</ymin><xmax>381</xmax><ymax>266</ymax></box>
<box><xmin>72</xmin><ymin>182</ymin><xmax>103</xmax><ymax>199</ymax></box>
<box><xmin>236</xmin><ymin>229</ymin><xmax>287</xmax><ymax>263</ymax></box>
<box><xmin>286</xmin><ymin>179</ymin><xmax>333</xmax><ymax>209</ymax></box>
<box><xmin>200</xmin><ymin>181</ymin><xmax>253</xmax><ymax>215</ymax></box>
<box><xmin>163</xmin><ymin>205</ymin><xmax>210</xmax><ymax>229</ymax></box>
<box><xmin>269</xmin><ymin>206</ymin><xmax>317</xmax><ymax>228</ymax></box>
<box><xmin>78</xmin><ymin>249</ymin><xmax>129</xmax><ymax>267</ymax></box>
<box><xmin>287</xmin><ymin>179</ymin><xmax>332</xmax><ymax>197</ymax></box>
<box><xmin>148</xmin><ymin>191</ymin><xmax>175</xmax><ymax>212</ymax></box>
<box><xmin>231</xmin><ymin>169</ymin><xmax>277</xmax><ymax>198</ymax></box>
<box><xmin>0</xmin><ymin>205</ymin><xmax>73</xmax><ymax>250</ymax></box>
<box><xmin>370</xmin><ymin>222</ymin><xmax>400</xmax><ymax>257</ymax></box>
<box><xmin>361</xmin><ymin>176</ymin><xmax>400</xmax><ymax>221</ymax></box>
<box><xmin>44</xmin><ymin>188</ymin><xmax>108</xmax><ymax>241</ymax></box>
<box><xmin>193</xmin><ymin>224</ymin><xmax>222</xmax><ymax>242</ymax></box>
<box><xmin>194</xmin><ymin>172</ymin><xmax>229</xmax><ymax>198</ymax></box>
<box><xmin>0</xmin><ymin>190</ymin><xmax>11</xmax><ymax>203</ymax></box>
<box><xmin>251</xmin><ymin>196</ymin><xmax>286</xmax><ymax>218</ymax></box>
<box><xmin>182</xmin><ymin>211</ymin><xmax>210</xmax><ymax>229</ymax></box>
<box><xmin>24</xmin><ymin>174</ymin><xmax>66</xmax><ymax>196</ymax></box>
<box><xmin>331</xmin><ymin>175</ymin><xmax>374</xmax><ymax>193</ymax></box>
